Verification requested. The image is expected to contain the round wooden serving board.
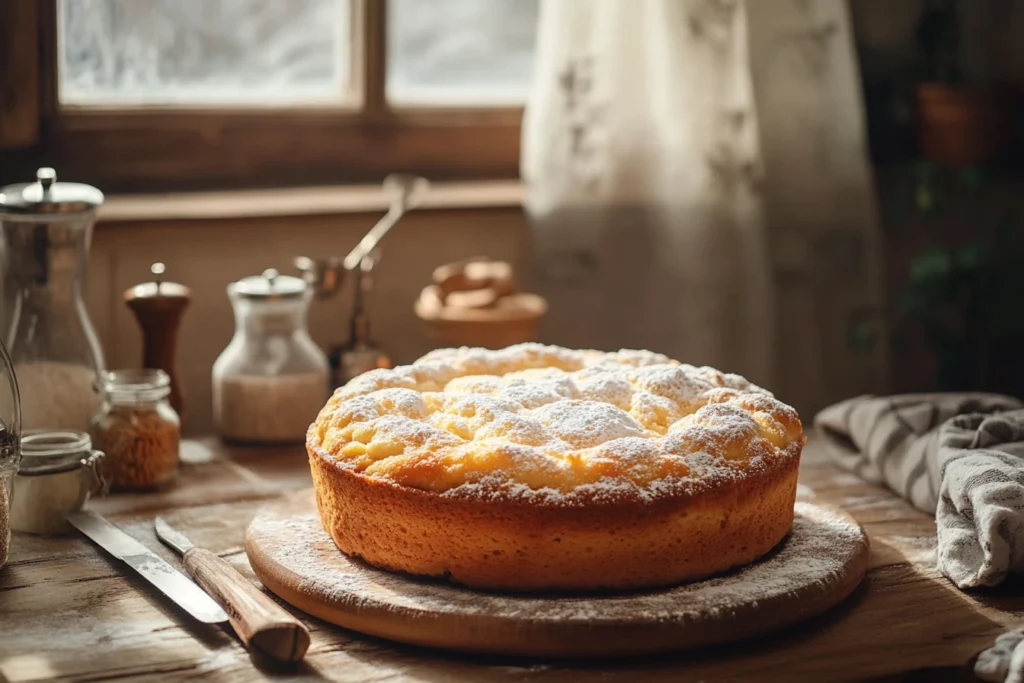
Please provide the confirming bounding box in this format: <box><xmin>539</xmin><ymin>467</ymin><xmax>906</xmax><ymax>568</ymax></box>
<box><xmin>245</xmin><ymin>489</ymin><xmax>869</xmax><ymax>659</ymax></box>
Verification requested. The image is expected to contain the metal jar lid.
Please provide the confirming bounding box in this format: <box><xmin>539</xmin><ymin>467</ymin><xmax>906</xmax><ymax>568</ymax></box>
<box><xmin>125</xmin><ymin>262</ymin><xmax>191</xmax><ymax>301</ymax></box>
<box><xmin>229</xmin><ymin>269</ymin><xmax>307</xmax><ymax>301</ymax></box>
<box><xmin>18</xmin><ymin>430</ymin><xmax>102</xmax><ymax>476</ymax></box>
<box><xmin>0</xmin><ymin>167</ymin><xmax>104</xmax><ymax>218</ymax></box>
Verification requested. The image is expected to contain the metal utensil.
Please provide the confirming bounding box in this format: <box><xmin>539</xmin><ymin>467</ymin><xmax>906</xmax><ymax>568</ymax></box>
<box><xmin>67</xmin><ymin>510</ymin><xmax>227</xmax><ymax>624</ymax></box>
<box><xmin>155</xmin><ymin>517</ymin><xmax>310</xmax><ymax>663</ymax></box>
<box><xmin>295</xmin><ymin>173</ymin><xmax>430</xmax><ymax>299</ymax></box>
<box><xmin>330</xmin><ymin>250</ymin><xmax>392</xmax><ymax>389</ymax></box>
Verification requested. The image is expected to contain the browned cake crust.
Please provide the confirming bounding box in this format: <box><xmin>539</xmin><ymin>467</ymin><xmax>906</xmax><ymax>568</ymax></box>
<box><xmin>307</xmin><ymin>344</ymin><xmax>804</xmax><ymax>591</ymax></box>
<box><xmin>309</xmin><ymin>440</ymin><xmax>801</xmax><ymax>591</ymax></box>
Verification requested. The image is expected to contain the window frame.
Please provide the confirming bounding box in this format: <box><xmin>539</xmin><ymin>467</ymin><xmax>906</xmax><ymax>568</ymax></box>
<box><xmin>1</xmin><ymin>0</ymin><xmax>524</xmax><ymax>193</ymax></box>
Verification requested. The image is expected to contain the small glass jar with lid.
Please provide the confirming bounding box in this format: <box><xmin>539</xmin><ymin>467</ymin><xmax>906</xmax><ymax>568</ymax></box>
<box><xmin>212</xmin><ymin>269</ymin><xmax>329</xmax><ymax>444</ymax></box>
<box><xmin>90</xmin><ymin>369</ymin><xmax>180</xmax><ymax>491</ymax></box>
<box><xmin>9</xmin><ymin>430</ymin><xmax>104</xmax><ymax>536</ymax></box>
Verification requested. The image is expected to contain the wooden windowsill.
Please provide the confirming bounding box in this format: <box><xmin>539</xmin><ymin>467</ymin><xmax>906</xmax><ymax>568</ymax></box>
<box><xmin>98</xmin><ymin>180</ymin><xmax>525</xmax><ymax>223</ymax></box>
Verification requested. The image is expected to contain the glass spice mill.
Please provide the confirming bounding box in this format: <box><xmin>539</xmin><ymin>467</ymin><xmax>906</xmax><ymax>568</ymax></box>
<box><xmin>295</xmin><ymin>174</ymin><xmax>429</xmax><ymax>389</ymax></box>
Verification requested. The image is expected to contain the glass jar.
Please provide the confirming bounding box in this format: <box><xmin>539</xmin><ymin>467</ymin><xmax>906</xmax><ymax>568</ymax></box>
<box><xmin>213</xmin><ymin>269</ymin><xmax>329</xmax><ymax>444</ymax></box>
<box><xmin>10</xmin><ymin>430</ymin><xmax>104</xmax><ymax>536</ymax></box>
<box><xmin>0</xmin><ymin>336</ymin><xmax>22</xmax><ymax>569</ymax></box>
<box><xmin>90</xmin><ymin>369</ymin><xmax>180</xmax><ymax>491</ymax></box>
<box><xmin>0</xmin><ymin>168</ymin><xmax>105</xmax><ymax>432</ymax></box>
<box><xmin>0</xmin><ymin>464</ymin><xmax>13</xmax><ymax>569</ymax></box>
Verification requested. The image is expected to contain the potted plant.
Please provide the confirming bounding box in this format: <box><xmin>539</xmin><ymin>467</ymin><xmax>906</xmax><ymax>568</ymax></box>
<box><xmin>895</xmin><ymin>204</ymin><xmax>1024</xmax><ymax>397</ymax></box>
<box><xmin>913</xmin><ymin>0</ymin><xmax>1013</xmax><ymax>167</ymax></box>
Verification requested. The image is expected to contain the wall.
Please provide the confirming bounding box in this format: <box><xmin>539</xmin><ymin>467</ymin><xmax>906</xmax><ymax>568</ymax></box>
<box><xmin>86</xmin><ymin>208</ymin><xmax>525</xmax><ymax>435</ymax></box>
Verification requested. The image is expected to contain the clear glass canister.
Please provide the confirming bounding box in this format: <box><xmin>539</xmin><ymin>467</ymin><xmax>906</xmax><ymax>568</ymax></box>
<box><xmin>90</xmin><ymin>369</ymin><xmax>180</xmax><ymax>491</ymax></box>
<box><xmin>10</xmin><ymin>430</ymin><xmax>104</xmax><ymax>536</ymax></box>
<box><xmin>0</xmin><ymin>334</ymin><xmax>22</xmax><ymax>569</ymax></box>
<box><xmin>212</xmin><ymin>269</ymin><xmax>329</xmax><ymax>444</ymax></box>
<box><xmin>0</xmin><ymin>168</ymin><xmax>105</xmax><ymax>432</ymax></box>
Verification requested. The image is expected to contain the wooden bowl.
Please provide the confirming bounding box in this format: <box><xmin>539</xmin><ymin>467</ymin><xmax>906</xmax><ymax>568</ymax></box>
<box><xmin>414</xmin><ymin>292</ymin><xmax>547</xmax><ymax>349</ymax></box>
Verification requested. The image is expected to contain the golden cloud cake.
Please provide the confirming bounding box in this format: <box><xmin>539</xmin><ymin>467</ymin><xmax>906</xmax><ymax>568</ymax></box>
<box><xmin>307</xmin><ymin>344</ymin><xmax>804</xmax><ymax>591</ymax></box>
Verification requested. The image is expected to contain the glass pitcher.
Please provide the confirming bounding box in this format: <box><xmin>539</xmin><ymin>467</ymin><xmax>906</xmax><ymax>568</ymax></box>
<box><xmin>212</xmin><ymin>269</ymin><xmax>329</xmax><ymax>444</ymax></box>
<box><xmin>0</xmin><ymin>168</ymin><xmax>105</xmax><ymax>432</ymax></box>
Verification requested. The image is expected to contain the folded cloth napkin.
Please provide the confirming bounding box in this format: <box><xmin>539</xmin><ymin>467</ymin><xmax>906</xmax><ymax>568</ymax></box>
<box><xmin>816</xmin><ymin>393</ymin><xmax>1024</xmax><ymax>683</ymax></box>
<box><xmin>977</xmin><ymin>628</ymin><xmax>1024</xmax><ymax>683</ymax></box>
<box><xmin>815</xmin><ymin>393</ymin><xmax>1024</xmax><ymax>588</ymax></box>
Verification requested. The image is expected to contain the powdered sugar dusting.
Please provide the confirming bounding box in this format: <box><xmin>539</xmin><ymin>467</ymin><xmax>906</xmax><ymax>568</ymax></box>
<box><xmin>248</xmin><ymin>498</ymin><xmax>867</xmax><ymax>636</ymax></box>
<box><xmin>530</xmin><ymin>400</ymin><xmax>646</xmax><ymax>449</ymax></box>
<box><xmin>309</xmin><ymin>343</ymin><xmax>803</xmax><ymax>501</ymax></box>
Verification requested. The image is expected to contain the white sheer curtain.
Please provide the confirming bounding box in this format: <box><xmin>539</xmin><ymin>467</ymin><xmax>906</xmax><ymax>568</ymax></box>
<box><xmin>522</xmin><ymin>0</ymin><xmax>886</xmax><ymax>413</ymax></box>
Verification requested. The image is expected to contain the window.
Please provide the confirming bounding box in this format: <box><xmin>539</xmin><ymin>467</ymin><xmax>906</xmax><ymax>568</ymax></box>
<box><xmin>387</xmin><ymin>0</ymin><xmax>537</xmax><ymax>105</ymax></box>
<box><xmin>59</xmin><ymin>0</ymin><xmax>353</xmax><ymax>106</ymax></box>
<box><xmin>0</xmin><ymin>0</ymin><xmax>539</xmax><ymax>193</ymax></box>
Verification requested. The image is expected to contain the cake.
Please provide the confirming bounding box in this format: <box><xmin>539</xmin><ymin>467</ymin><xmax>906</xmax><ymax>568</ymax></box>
<box><xmin>307</xmin><ymin>343</ymin><xmax>804</xmax><ymax>592</ymax></box>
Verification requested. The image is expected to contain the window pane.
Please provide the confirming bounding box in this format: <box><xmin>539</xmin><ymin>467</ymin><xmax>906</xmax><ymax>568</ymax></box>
<box><xmin>387</xmin><ymin>0</ymin><xmax>538</xmax><ymax>105</ymax></box>
<box><xmin>59</xmin><ymin>0</ymin><xmax>349</xmax><ymax>106</ymax></box>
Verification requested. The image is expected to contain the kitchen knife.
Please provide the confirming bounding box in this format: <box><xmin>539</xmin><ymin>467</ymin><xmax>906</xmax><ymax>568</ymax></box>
<box><xmin>67</xmin><ymin>510</ymin><xmax>228</xmax><ymax>624</ymax></box>
<box><xmin>154</xmin><ymin>516</ymin><xmax>310</xmax><ymax>664</ymax></box>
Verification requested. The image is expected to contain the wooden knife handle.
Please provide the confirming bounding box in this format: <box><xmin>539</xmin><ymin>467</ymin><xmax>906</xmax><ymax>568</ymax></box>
<box><xmin>183</xmin><ymin>547</ymin><xmax>310</xmax><ymax>663</ymax></box>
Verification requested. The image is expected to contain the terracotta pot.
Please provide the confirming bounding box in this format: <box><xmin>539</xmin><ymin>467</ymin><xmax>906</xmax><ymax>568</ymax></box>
<box><xmin>914</xmin><ymin>83</ymin><xmax>1013</xmax><ymax>167</ymax></box>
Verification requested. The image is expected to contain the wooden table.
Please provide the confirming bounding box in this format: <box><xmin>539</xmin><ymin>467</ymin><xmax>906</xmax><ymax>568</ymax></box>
<box><xmin>1</xmin><ymin>438</ymin><xmax>1020</xmax><ymax>682</ymax></box>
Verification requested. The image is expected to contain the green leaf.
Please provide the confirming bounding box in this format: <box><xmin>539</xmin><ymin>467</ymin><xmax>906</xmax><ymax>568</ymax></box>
<box><xmin>915</xmin><ymin>184</ymin><xmax>934</xmax><ymax>213</ymax></box>
<box><xmin>960</xmin><ymin>166</ymin><xmax>986</xmax><ymax>192</ymax></box>
<box><xmin>909</xmin><ymin>248</ymin><xmax>954</xmax><ymax>283</ymax></box>
<box><xmin>954</xmin><ymin>242</ymin><xmax>986</xmax><ymax>270</ymax></box>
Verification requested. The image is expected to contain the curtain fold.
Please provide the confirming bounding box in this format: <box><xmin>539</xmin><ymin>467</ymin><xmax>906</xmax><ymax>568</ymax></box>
<box><xmin>522</xmin><ymin>0</ymin><xmax>886</xmax><ymax>414</ymax></box>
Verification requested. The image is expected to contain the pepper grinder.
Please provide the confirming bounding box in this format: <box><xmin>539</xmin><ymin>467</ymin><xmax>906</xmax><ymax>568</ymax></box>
<box><xmin>124</xmin><ymin>263</ymin><xmax>191</xmax><ymax>423</ymax></box>
<box><xmin>331</xmin><ymin>252</ymin><xmax>392</xmax><ymax>389</ymax></box>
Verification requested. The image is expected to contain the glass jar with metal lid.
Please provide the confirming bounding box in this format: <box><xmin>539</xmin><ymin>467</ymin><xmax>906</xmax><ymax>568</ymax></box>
<box><xmin>0</xmin><ymin>168</ymin><xmax>106</xmax><ymax>432</ymax></box>
<box><xmin>212</xmin><ymin>269</ymin><xmax>329</xmax><ymax>444</ymax></box>
<box><xmin>9</xmin><ymin>430</ymin><xmax>105</xmax><ymax>536</ymax></box>
<box><xmin>90</xmin><ymin>369</ymin><xmax>180</xmax><ymax>491</ymax></box>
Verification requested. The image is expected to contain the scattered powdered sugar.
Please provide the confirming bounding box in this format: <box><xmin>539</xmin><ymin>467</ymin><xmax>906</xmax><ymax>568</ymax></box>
<box><xmin>573</xmin><ymin>370</ymin><xmax>635</xmax><ymax>409</ymax></box>
<box><xmin>498</xmin><ymin>375</ymin><xmax>579</xmax><ymax>410</ymax></box>
<box><xmin>248</xmin><ymin>499</ymin><xmax>867</xmax><ymax>630</ymax></box>
<box><xmin>630</xmin><ymin>365</ymin><xmax>714</xmax><ymax>406</ymax></box>
<box><xmin>312</xmin><ymin>343</ymin><xmax>801</xmax><ymax>501</ymax></box>
<box><xmin>443</xmin><ymin>375</ymin><xmax>503</xmax><ymax>395</ymax></box>
<box><xmin>530</xmin><ymin>400</ymin><xmax>645</xmax><ymax>449</ymax></box>
<box><xmin>474</xmin><ymin>412</ymin><xmax>551</xmax><ymax>447</ymax></box>
<box><xmin>672</xmin><ymin>404</ymin><xmax>762</xmax><ymax>451</ymax></box>
<box><xmin>370</xmin><ymin>415</ymin><xmax>460</xmax><ymax>450</ymax></box>
<box><xmin>595</xmin><ymin>349</ymin><xmax>673</xmax><ymax>368</ymax></box>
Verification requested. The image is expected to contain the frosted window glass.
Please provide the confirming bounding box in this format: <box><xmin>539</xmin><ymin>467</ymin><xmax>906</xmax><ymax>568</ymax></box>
<box><xmin>59</xmin><ymin>0</ymin><xmax>349</xmax><ymax>106</ymax></box>
<box><xmin>387</xmin><ymin>0</ymin><xmax>538</xmax><ymax>105</ymax></box>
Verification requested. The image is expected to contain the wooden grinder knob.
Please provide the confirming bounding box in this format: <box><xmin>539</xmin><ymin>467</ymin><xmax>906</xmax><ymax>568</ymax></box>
<box><xmin>124</xmin><ymin>263</ymin><xmax>191</xmax><ymax>423</ymax></box>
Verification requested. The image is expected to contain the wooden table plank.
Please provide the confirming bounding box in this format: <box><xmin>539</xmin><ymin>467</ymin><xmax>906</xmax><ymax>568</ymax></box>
<box><xmin>0</xmin><ymin>439</ymin><xmax>1017</xmax><ymax>682</ymax></box>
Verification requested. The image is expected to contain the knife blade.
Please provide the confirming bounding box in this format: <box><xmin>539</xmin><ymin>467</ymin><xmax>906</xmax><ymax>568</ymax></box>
<box><xmin>154</xmin><ymin>517</ymin><xmax>193</xmax><ymax>554</ymax></box>
<box><xmin>154</xmin><ymin>516</ymin><xmax>310</xmax><ymax>663</ymax></box>
<box><xmin>67</xmin><ymin>510</ymin><xmax>228</xmax><ymax>624</ymax></box>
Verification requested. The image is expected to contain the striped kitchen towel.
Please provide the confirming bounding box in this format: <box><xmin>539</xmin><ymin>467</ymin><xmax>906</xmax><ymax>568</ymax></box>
<box><xmin>977</xmin><ymin>628</ymin><xmax>1024</xmax><ymax>683</ymax></box>
<box><xmin>817</xmin><ymin>393</ymin><xmax>1024</xmax><ymax>683</ymax></box>
<box><xmin>814</xmin><ymin>393</ymin><xmax>1024</xmax><ymax>588</ymax></box>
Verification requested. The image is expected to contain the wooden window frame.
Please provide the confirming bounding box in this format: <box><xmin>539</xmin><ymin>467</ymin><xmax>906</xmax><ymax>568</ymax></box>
<box><xmin>1</xmin><ymin>0</ymin><xmax>523</xmax><ymax>193</ymax></box>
